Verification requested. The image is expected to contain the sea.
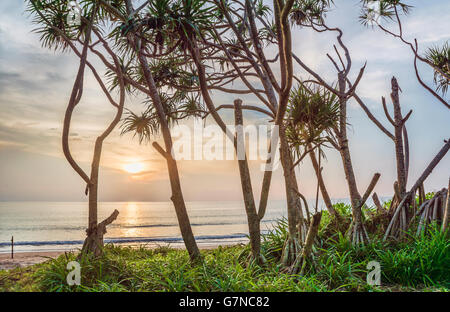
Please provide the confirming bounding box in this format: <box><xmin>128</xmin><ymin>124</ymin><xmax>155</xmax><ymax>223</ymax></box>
<box><xmin>0</xmin><ymin>199</ymin><xmax>362</xmax><ymax>253</ymax></box>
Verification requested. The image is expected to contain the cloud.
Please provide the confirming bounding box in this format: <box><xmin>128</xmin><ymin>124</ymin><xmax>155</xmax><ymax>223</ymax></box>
<box><xmin>353</xmin><ymin>69</ymin><xmax>392</xmax><ymax>103</ymax></box>
<box><xmin>0</xmin><ymin>0</ymin><xmax>449</xmax><ymax>201</ymax></box>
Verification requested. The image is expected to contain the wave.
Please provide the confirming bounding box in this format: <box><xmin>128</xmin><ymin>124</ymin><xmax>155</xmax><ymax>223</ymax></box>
<box><xmin>0</xmin><ymin>234</ymin><xmax>248</xmax><ymax>247</ymax></box>
<box><xmin>1</xmin><ymin>219</ymin><xmax>277</xmax><ymax>232</ymax></box>
<box><xmin>120</xmin><ymin>219</ymin><xmax>276</xmax><ymax>228</ymax></box>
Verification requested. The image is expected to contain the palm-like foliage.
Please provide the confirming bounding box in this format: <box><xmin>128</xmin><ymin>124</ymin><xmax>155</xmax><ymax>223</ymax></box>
<box><xmin>138</xmin><ymin>0</ymin><xmax>217</xmax><ymax>52</ymax></box>
<box><xmin>149</xmin><ymin>58</ymin><xmax>198</xmax><ymax>89</ymax></box>
<box><xmin>425</xmin><ymin>42</ymin><xmax>450</xmax><ymax>95</ymax></box>
<box><xmin>177</xmin><ymin>93</ymin><xmax>206</xmax><ymax>118</ymax></box>
<box><xmin>105</xmin><ymin>57</ymin><xmax>136</xmax><ymax>94</ymax></box>
<box><xmin>255</xmin><ymin>0</ymin><xmax>272</xmax><ymax>18</ymax></box>
<box><xmin>359</xmin><ymin>0</ymin><xmax>412</xmax><ymax>27</ymax></box>
<box><xmin>286</xmin><ymin>83</ymin><xmax>340</xmax><ymax>160</ymax></box>
<box><xmin>120</xmin><ymin>109</ymin><xmax>160</xmax><ymax>144</ymax></box>
<box><xmin>121</xmin><ymin>90</ymin><xmax>205</xmax><ymax>144</ymax></box>
<box><xmin>290</xmin><ymin>0</ymin><xmax>334</xmax><ymax>26</ymax></box>
<box><xmin>27</xmin><ymin>0</ymin><xmax>80</xmax><ymax>51</ymax></box>
<box><xmin>121</xmin><ymin>92</ymin><xmax>176</xmax><ymax>144</ymax></box>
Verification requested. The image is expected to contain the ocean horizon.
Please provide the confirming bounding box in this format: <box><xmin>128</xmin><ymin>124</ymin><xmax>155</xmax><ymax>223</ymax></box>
<box><xmin>0</xmin><ymin>198</ymin><xmax>376</xmax><ymax>253</ymax></box>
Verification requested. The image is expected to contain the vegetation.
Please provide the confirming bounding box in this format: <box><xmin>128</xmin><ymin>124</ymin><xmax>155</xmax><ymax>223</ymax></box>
<box><xmin>1</xmin><ymin>205</ymin><xmax>448</xmax><ymax>292</ymax></box>
<box><xmin>22</xmin><ymin>0</ymin><xmax>449</xmax><ymax>287</ymax></box>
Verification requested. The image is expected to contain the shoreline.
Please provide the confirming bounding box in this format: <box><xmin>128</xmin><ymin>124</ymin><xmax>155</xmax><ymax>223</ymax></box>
<box><xmin>0</xmin><ymin>251</ymin><xmax>65</xmax><ymax>271</ymax></box>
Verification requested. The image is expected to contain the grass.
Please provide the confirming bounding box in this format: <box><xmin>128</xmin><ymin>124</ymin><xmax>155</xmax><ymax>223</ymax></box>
<box><xmin>0</xmin><ymin>204</ymin><xmax>449</xmax><ymax>292</ymax></box>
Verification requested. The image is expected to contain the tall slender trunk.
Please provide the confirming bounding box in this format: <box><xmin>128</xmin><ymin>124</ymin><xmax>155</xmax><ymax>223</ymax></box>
<box><xmin>337</xmin><ymin>73</ymin><xmax>361</xmax><ymax>207</ymax></box>
<box><xmin>257</xmin><ymin>152</ymin><xmax>273</xmax><ymax>220</ymax></box>
<box><xmin>82</xmin><ymin>139</ymin><xmax>101</xmax><ymax>255</ymax></box>
<box><xmin>337</xmin><ymin>124</ymin><xmax>368</xmax><ymax>244</ymax></box>
<box><xmin>279</xmin><ymin>126</ymin><xmax>306</xmax><ymax>266</ymax></box>
<box><xmin>280</xmin><ymin>128</ymin><xmax>302</xmax><ymax>235</ymax></box>
<box><xmin>234</xmin><ymin>100</ymin><xmax>261</xmax><ymax>260</ymax></box>
<box><xmin>138</xmin><ymin>51</ymin><xmax>200</xmax><ymax>262</ymax></box>
<box><xmin>338</xmin><ymin>135</ymin><xmax>362</xmax><ymax>211</ymax></box>
<box><xmin>308</xmin><ymin>144</ymin><xmax>338</xmax><ymax>218</ymax></box>
<box><xmin>442</xmin><ymin>178</ymin><xmax>450</xmax><ymax>233</ymax></box>
<box><xmin>82</xmin><ymin>138</ymin><xmax>119</xmax><ymax>257</ymax></box>
<box><xmin>188</xmin><ymin>41</ymin><xmax>269</xmax><ymax>261</ymax></box>
<box><xmin>391</xmin><ymin>77</ymin><xmax>407</xmax><ymax>196</ymax></box>
<box><xmin>336</xmin><ymin>74</ymin><xmax>368</xmax><ymax>244</ymax></box>
<box><xmin>59</xmin><ymin>5</ymin><xmax>121</xmax><ymax>257</ymax></box>
<box><xmin>82</xmin><ymin>60</ymin><xmax>124</xmax><ymax>256</ymax></box>
<box><xmin>61</xmin><ymin>12</ymin><xmax>93</xmax><ymax>187</ymax></box>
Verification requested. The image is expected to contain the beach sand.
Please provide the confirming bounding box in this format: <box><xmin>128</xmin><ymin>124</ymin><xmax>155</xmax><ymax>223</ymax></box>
<box><xmin>0</xmin><ymin>252</ymin><xmax>65</xmax><ymax>271</ymax></box>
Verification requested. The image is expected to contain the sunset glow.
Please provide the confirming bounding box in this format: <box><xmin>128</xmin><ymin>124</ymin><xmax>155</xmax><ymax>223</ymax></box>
<box><xmin>123</xmin><ymin>162</ymin><xmax>145</xmax><ymax>174</ymax></box>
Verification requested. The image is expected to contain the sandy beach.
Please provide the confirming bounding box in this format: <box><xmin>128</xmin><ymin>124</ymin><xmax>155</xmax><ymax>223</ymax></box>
<box><xmin>0</xmin><ymin>252</ymin><xmax>65</xmax><ymax>271</ymax></box>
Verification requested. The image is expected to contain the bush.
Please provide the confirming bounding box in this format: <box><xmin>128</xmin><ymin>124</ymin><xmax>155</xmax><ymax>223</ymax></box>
<box><xmin>377</xmin><ymin>225</ymin><xmax>449</xmax><ymax>288</ymax></box>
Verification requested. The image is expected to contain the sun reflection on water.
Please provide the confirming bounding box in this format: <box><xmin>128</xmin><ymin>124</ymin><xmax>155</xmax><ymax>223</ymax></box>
<box><xmin>119</xmin><ymin>202</ymin><xmax>141</xmax><ymax>237</ymax></box>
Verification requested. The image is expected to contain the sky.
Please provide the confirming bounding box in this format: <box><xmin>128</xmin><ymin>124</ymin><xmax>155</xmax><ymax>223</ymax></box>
<box><xmin>0</xmin><ymin>0</ymin><xmax>449</xmax><ymax>202</ymax></box>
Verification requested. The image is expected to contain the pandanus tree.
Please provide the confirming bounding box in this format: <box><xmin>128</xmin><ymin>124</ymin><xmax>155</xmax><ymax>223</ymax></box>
<box><xmin>116</xmin><ymin>0</ymin><xmax>276</xmax><ymax>262</ymax></box>
<box><xmin>177</xmin><ymin>0</ymin><xmax>311</xmax><ymax>264</ymax></box>
<box><xmin>287</xmin><ymin>0</ymin><xmax>384</xmax><ymax>245</ymax></box>
<box><xmin>27</xmin><ymin>0</ymin><xmax>126</xmax><ymax>256</ymax></box>
<box><xmin>29</xmin><ymin>0</ymin><xmax>203</xmax><ymax>260</ymax></box>
<box><xmin>172</xmin><ymin>0</ymin><xmax>370</xmax><ymax>261</ymax></box>
<box><xmin>95</xmin><ymin>0</ymin><xmax>203</xmax><ymax>261</ymax></box>
<box><xmin>353</xmin><ymin>77</ymin><xmax>412</xmax><ymax>216</ymax></box>
<box><xmin>283</xmin><ymin>83</ymin><xmax>343</xmax><ymax>273</ymax></box>
<box><xmin>180</xmin><ymin>0</ymin><xmax>275</xmax><ymax>263</ymax></box>
<box><xmin>113</xmin><ymin>0</ymin><xmax>303</xmax><ymax>263</ymax></box>
<box><xmin>359</xmin><ymin>0</ymin><xmax>449</xmax><ymax>109</ymax></box>
<box><xmin>200</xmin><ymin>0</ymin><xmax>306</xmax><ymax>266</ymax></box>
<box><xmin>356</xmin><ymin>1</ymin><xmax>450</xmax><ymax>237</ymax></box>
<box><xmin>286</xmin><ymin>83</ymin><xmax>340</xmax><ymax>219</ymax></box>
<box><xmin>94</xmin><ymin>0</ymin><xmax>271</xmax><ymax>262</ymax></box>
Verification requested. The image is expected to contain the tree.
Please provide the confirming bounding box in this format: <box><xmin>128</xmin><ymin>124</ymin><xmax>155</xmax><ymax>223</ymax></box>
<box><xmin>28</xmin><ymin>0</ymin><xmax>126</xmax><ymax>256</ymax></box>
<box><xmin>28</xmin><ymin>0</ymin><xmax>203</xmax><ymax>260</ymax></box>
<box><xmin>353</xmin><ymin>76</ymin><xmax>412</xmax><ymax>220</ymax></box>
<box><xmin>202</xmin><ymin>0</ymin><xmax>306</xmax><ymax>265</ymax></box>
<box><xmin>288</xmin><ymin>0</ymin><xmax>382</xmax><ymax>245</ymax></box>
<box><xmin>123</xmin><ymin>0</ymin><xmax>275</xmax><ymax>262</ymax></box>
<box><xmin>384</xmin><ymin>139</ymin><xmax>450</xmax><ymax>239</ymax></box>
<box><xmin>286</xmin><ymin>83</ymin><xmax>340</xmax><ymax>219</ymax></box>
<box><xmin>100</xmin><ymin>0</ymin><xmax>202</xmax><ymax>261</ymax></box>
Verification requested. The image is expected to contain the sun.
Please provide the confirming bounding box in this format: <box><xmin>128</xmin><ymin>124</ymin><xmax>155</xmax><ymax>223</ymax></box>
<box><xmin>124</xmin><ymin>162</ymin><xmax>144</xmax><ymax>174</ymax></box>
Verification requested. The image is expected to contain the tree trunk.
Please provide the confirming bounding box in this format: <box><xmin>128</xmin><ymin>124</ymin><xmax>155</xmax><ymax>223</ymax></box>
<box><xmin>81</xmin><ymin>137</ymin><xmax>121</xmax><ymax>257</ymax></box>
<box><xmin>308</xmin><ymin>144</ymin><xmax>338</xmax><ymax>218</ymax></box>
<box><xmin>384</xmin><ymin>140</ymin><xmax>450</xmax><ymax>239</ymax></box>
<box><xmin>336</xmin><ymin>73</ymin><xmax>367</xmax><ymax>244</ymax></box>
<box><xmin>442</xmin><ymin>179</ymin><xmax>450</xmax><ymax>233</ymax></box>
<box><xmin>289</xmin><ymin>212</ymin><xmax>322</xmax><ymax>274</ymax></box>
<box><xmin>81</xmin><ymin>56</ymin><xmax>125</xmax><ymax>256</ymax></box>
<box><xmin>338</xmin><ymin>134</ymin><xmax>368</xmax><ymax>244</ymax></box>
<box><xmin>188</xmin><ymin>40</ymin><xmax>269</xmax><ymax>262</ymax></box>
<box><xmin>81</xmin><ymin>138</ymin><xmax>102</xmax><ymax>257</ymax></box>
<box><xmin>166</xmin><ymin>156</ymin><xmax>201</xmax><ymax>262</ymax></box>
<box><xmin>61</xmin><ymin>10</ymin><xmax>94</xmax><ymax>189</ymax></box>
<box><xmin>391</xmin><ymin>77</ymin><xmax>407</xmax><ymax>196</ymax></box>
<box><xmin>279</xmin><ymin>126</ymin><xmax>305</xmax><ymax>266</ymax></box>
<box><xmin>409</xmin><ymin>139</ymin><xmax>450</xmax><ymax>193</ymax></box>
<box><xmin>234</xmin><ymin>99</ymin><xmax>261</xmax><ymax>261</ymax></box>
<box><xmin>338</xmin><ymin>117</ymin><xmax>362</xmax><ymax>206</ymax></box>
<box><xmin>138</xmin><ymin>51</ymin><xmax>201</xmax><ymax>262</ymax></box>
<box><xmin>257</xmin><ymin>147</ymin><xmax>274</xmax><ymax>221</ymax></box>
